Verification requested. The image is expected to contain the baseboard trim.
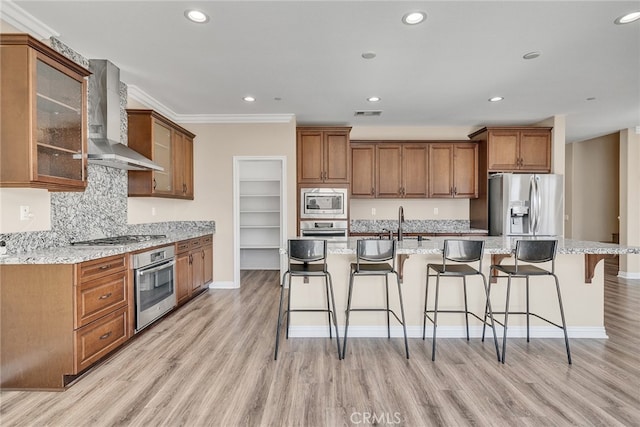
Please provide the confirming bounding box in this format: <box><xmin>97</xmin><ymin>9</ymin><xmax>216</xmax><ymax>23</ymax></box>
<box><xmin>287</xmin><ymin>325</ymin><xmax>608</xmax><ymax>339</ymax></box>
<box><xmin>618</xmin><ymin>271</ymin><xmax>640</xmax><ymax>280</ymax></box>
<box><xmin>209</xmin><ymin>281</ymin><xmax>238</xmax><ymax>289</ymax></box>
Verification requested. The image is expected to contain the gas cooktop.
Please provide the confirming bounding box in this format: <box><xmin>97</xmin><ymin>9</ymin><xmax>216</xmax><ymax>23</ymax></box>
<box><xmin>70</xmin><ymin>234</ymin><xmax>167</xmax><ymax>246</ymax></box>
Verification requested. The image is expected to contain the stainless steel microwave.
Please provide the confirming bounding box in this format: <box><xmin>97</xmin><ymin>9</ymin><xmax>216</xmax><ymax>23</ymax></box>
<box><xmin>300</xmin><ymin>187</ymin><xmax>348</xmax><ymax>219</ymax></box>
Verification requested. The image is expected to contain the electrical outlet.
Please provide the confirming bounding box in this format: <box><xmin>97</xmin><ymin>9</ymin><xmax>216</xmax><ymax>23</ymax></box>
<box><xmin>433</xmin><ymin>207</ymin><xmax>439</xmax><ymax>215</ymax></box>
<box><xmin>371</xmin><ymin>208</ymin><xmax>376</xmax><ymax>216</ymax></box>
<box><xmin>20</xmin><ymin>205</ymin><xmax>30</xmax><ymax>221</ymax></box>
<box><xmin>151</xmin><ymin>207</ymin><xmax>157</xmax><ymax>216</ymax></box>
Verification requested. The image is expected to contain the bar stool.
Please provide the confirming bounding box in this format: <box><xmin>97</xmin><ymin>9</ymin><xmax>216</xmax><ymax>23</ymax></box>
<box><xmin>423</xmin><ymin>239</ymin><xmax>501</xmax><ymax>361</ymax></box>
<box><xmin>485</xmin><ymin>239</ymin><xmax>571</xmax><ymax>364</ymax></box>
<box><xmin>342</xmin><ymin>239</ymin><xmax>409</xmax><ymax>359</ymax></box>
<box><xmin>274</xmin><ymin>239</ymin><xmax>341</xmax><ymax>360</ymax></box>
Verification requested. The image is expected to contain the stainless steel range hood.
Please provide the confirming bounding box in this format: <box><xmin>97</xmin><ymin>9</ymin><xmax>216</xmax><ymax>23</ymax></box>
<box><xmin>80</xmin><ymin>60</ymin><xmax>163</xmax><ymax>171</ymax></box>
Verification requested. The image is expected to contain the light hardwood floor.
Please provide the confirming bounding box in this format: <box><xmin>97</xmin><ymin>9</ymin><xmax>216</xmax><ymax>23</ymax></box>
<box><xmin>1</xmin><ymin>261</ymin><xmax>639</xmax><ymax>426</ymax></box>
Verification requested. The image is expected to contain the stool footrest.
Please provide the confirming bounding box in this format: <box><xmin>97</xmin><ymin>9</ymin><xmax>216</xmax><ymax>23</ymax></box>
<box><xmin>490</xmin><ymin>311</ymin><xmax>566</xmax><ymax>330</ymax></box>
<box><xmin>346</xmin><ymin>308</ymin><xmax>405</xmax><ymax>325</ymax></box>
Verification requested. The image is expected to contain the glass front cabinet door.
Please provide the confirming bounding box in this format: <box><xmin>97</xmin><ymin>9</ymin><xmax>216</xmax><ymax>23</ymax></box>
<box><xmin>1</xmin><ymin>34</ymin><xmax>90</xmax><ymax>191</ymax></box>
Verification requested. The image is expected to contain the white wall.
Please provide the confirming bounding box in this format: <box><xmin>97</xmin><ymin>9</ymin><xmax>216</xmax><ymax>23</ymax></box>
<box><xmin>566</xmin><ymin>133</ymin><xmax>619</xmax><ymax>242</ymax></box>
<box><xmin>619</xmin><ymin>128</ymin><xmax>640</xmax><ymax>278</ymax></box>
<box><xmin>128</xmin><ymin>120</ymin><xmax>297</xmax><ymax>284</ymax></box>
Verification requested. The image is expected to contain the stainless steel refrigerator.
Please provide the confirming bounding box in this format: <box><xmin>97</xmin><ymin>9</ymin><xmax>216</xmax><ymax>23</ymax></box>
<box><xmin>489</xmin><ymin>173</ymin><xmax>564</xmax><ymax>236</ymax></box>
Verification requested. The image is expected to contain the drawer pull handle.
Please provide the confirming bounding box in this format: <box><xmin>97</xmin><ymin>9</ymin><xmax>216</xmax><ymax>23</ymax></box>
<box><xmin>99</xmin><ymin>293</ymin><xmax>112</xmax><ymax>300</ymax></box>
<box><xmin>99</xmin><ymin>331</ymin><xmax>112</xmax><ymax>340</ymax></box>
<box><xmin>99</xmin><ymin>264</ymin><xmax>111</xmax><ymax>270</ymax></box>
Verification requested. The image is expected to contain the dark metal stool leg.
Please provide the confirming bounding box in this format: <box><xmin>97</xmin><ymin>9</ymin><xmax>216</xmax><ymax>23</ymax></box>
<box><xmin>342</xmin><ymin>271</ymin><xmax>356</xmax><ymax>359</ymax></box>
<box><xmin>326</xmin><ymin>272</ymin><xmax>341</xmax><ymax>360</ymax></box>
<box><xmin>553</xmin><ymin>273</ymin><xmax>572</xmax><ymax>364</ymax></box>
<box><xmin>431</xmin><ymin>273</ymin><xmax>441</xmax><ymax>361</ymax></box>
<box><xmin>423</xmin><ymin>270</ymin><xmax>431</xmax><ymax>340</ymax></box>
<box><xmin>385</xmin><ymin>274</ymin><xmax>391</xmax><ymax>339</ymax></box>
<box><xmin>526</xmin><ymin>276</ymin><xmax>530</xmax><ymax>343</ymax></box>
<box><xmin>463</xmin><ymin>276</ymin><xmax>470</xmax><ymax>341</ymax></box>
<box><xmin>481</xmin><ymin>275</ymin><xmax>493</xmax><ymax>342</ymax></box>
<box><xmin>481</xmin><ymin>273</ymin><xmax>501</xmax><ymax>362</ymax></box>
<box><xmin>324</xmin><ymin>276</ymin><xmax>332</xmax><ymax>339</ymax></box>
<box><xmin>285</xmin><ymin>274</ymin><xmax>293</xmax><ymax>339</ymax></box>
<box><xmin>501</xmin><ymin>274</ymin><xmax>513</xmax><ymax>364</ymax></box>
<box><xmin>394</xmin><ymin>272</ymin><xmax>409</xmax><ymax>359</ymax></box>
<box><xmin>274</xmin><ymin>272</ymin><xmax>289</xmax><ymax>360</ymax></box>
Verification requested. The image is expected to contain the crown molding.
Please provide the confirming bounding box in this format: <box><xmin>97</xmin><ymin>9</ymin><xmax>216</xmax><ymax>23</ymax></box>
<box><xmin>128</xmin><ymin>84</ymin><xmax>294</xmax><ymax>124</ymax></box>
<box><xmin>0</xmin><ymin>0</ymin><xmax>59</xmax><ymax>40</ymax></box>
<box><xmin>177</xmin><ymin>113</ymin><xmax>294</xmax><ymax>124</ymax></box>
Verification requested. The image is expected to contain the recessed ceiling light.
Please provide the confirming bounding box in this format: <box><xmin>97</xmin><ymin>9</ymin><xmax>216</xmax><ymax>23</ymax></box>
<box><xmin>488</xmin><ymin>96</ymin><xmax>504</xmax><ymax>102</ymax></box>
<box><xmin>523</xmin><ymin>51</ymin><xmax>541</xmax><ymax>60</ymax></box>
<box><xmin>367</xmin><ymin>96</ymin><xmax>381</xmax><ymax>102</ymax></box>
<box><xmin>614</xmin><ymin>11</ymin><xmax>640</xmax><ymax>24</ymax></box>
<box><xmin>184</xmin><ymin>9</ymin><xmax>209</xmax><ymax>23</ymax></box>
<box><xmin>243</xmin><ymin>96</ymin><xmax>255</xmax><ymax>102</ymax></box>
<box><xmin>402</xmin><ymin>11</ymin><xmax>426</xmax><ymax>25</ymax></box>
<box><xmin>361</xmin><ymin>51</ymin><xmax>377</xmax><ymax>60</ymax></box>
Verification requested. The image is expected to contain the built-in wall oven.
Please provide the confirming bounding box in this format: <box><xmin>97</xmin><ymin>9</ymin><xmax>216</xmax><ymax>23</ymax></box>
<box><xmin>133</xmin><ymin>245</ymin><xmax>176</xmax><ymax>332</ymax></box>
<box><xmin>300</xmin><ymin>220</ymin><xmax>348</xmax><ymax>240</ymax></box>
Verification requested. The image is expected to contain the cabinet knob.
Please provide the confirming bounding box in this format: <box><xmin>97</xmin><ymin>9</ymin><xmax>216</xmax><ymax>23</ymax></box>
<box><xmin>153</xmin><ymin>178</ymin><xmax>157</xmax><ymax>190</ymax></box>
<box><xmin>371</xmin><ymin>188</ymin><xmax>375</xmax><ymax>196</ymax></box>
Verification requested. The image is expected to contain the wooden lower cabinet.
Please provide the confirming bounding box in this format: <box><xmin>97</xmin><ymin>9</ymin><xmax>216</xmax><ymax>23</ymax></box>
<box><xmin>0</xmin><ymin>254</ymin><xmax>129</xmax><ymax>390</ymax></box>
<box><xmin>175</xmin><ymin>234</ymin><xmax>213</xmax><ymax>305</ymax></box>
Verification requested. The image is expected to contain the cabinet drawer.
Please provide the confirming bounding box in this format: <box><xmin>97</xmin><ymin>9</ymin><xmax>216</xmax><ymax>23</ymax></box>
<box><xmin>75</xmin><ymin>272</ymin><xmax>128</xmax><ymax>328</ymax></box>
<box><xmin>176</xmin><ymin>240</ymin><xmax>190</xmax><ymax>254</ymax></box>
<box><xmin>74</xmin><ymin>307</ymin><xmax>128</xmax><ymax>373</ymax></box>
<box><xmin>202</xmin><ymin>235</ymin><xmax>212</xmax><ymax>245</ymax></box>
<box><xmin>79</xmin><ymin>255</ymin><xmax>126</xmax><ymax>283</ymax></box>
<box><xmin>189</xmin><ymin>237</ymin><xmax>202</xmax><ymax>249</ymax></box>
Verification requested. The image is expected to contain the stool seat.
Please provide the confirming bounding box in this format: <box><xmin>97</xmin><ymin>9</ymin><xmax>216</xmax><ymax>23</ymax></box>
<box><xmin>492</xmin><ymin>264</ymin><xmax>551</xmax><ymax>276</ymax></box>
<box><xmin>426</xmin><ymin>263</ymin><xmax>482</xmax><ymax>276</ymax></box>
<box><xmin>350</xmin><ymin>262</ymin><xmax>394</xmax><ymax>273</ymax></box>
<box><xmin>289</xmin><ymin>263</ymin><xmax>327</xmax><ymax>275</ymax></box>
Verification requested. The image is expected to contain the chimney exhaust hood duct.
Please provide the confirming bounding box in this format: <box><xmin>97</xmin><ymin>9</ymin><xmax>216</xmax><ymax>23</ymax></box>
<box><xmin>79</xmin><ymin>60</ymin><xmax>163</xmax><ymax>171</ymax></box>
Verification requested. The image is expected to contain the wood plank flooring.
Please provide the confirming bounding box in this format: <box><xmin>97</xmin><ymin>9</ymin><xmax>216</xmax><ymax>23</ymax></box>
<box><xmin>1</xmin><ymin>260</ymin><xmax>639</xmax><ymax>426</ymax></box>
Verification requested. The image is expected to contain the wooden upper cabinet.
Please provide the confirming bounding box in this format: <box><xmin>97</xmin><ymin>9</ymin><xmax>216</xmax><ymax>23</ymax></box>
<box><xmin>401</xmin><ymin>144</ymin><xmax>428</xmax><ymax>198</ymax></box>
<box><xmin>352</xmin><ymin>142</ymin><xmax>429</xmax><ymax>199</ymax></box>
<box><xmin>351</xmin><ymin>144</ymin><xmax>376</xmax><ymax>198</ymax></box>
<box><xmin>127</xmin><ymin>109</ymin><xmax>196</xmax><ymax>199</ymax></box>
<box><xmin>0</xmin><ymin>34</ymin><xmax>91</xmax><ymax>191</ymax></box>
<box><xmin>429</xmin><ymin>143</ymin><xmax>478</xmax><ymax>198</ymax></box>
<box><xmin>376</xmin><ymin>144</ymin><xmax>403</xmax><ymax>198</ymax></box>
<box><xmin>471</xmin><ymin>127</ymin><xmax>552</xmax><ymax>172</ymax></box>
<box><xmin>297</xmin><ymin>127</ymin><xmax>351</xmax><ymax>184</ymax></box>
<box><xmin>173</xmin><ymin>131</ymin><xmax>194</xmax><ymax>199</ymax></box>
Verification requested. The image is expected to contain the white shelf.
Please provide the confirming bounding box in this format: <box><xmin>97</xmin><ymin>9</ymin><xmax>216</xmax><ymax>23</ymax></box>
<box><xmin>238</xmin><ymin>159</ymin><xmax>283</xmax><ymax>270</ymax></box>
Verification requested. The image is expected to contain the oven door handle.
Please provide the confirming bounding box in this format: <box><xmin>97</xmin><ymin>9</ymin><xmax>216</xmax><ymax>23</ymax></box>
<box><xmin>137</xmin><ymin>259</ymin><xmax>175</xmax><ymax>278</ymax></box>
<box><xmin>301</xmin><ymin>230</ymin><xmax>347</xmax><ymax>237</ymax></box>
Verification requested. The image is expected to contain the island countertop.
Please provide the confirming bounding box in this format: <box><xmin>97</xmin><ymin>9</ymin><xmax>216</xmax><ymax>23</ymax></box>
<box><xmin>316</xmin><ymin>236</ymin><xmax>640</xmax><ymax>256</ymax></box>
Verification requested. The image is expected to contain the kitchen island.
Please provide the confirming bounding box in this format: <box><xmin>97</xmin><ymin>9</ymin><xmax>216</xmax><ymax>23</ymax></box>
<box><xmin>283</xmin><ymin>236</ymin><xmax>640</xmax><ymax>340</ymax></box>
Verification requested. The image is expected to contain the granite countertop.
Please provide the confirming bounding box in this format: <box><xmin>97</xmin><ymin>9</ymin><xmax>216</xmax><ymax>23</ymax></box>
<box><xmin>316</xmin><ymin>236</ymin><xmax>640</xmax><ymax>256</ymax></box>
<box><xmin>0</xmin><ymin>228</ymin><xmax>215</xmax><ymax>265</ymax></box>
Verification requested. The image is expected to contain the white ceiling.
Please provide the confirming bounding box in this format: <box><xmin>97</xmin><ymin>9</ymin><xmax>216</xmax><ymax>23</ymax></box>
<box><xmin>6</xmin><ymin>1</ymin><xmax>640</xmax><ymax>143</ymax></box>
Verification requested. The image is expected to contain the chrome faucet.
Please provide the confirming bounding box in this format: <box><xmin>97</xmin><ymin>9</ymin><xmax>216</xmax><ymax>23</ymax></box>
<box><xmin>398</xmin><ymin>205</ymin><xmax>404</xmax><ymax>241</ymax></box>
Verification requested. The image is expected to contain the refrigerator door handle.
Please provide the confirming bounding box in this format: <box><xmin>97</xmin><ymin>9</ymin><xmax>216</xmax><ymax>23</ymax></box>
<box><xmin>533</xmin><ymin>176</ymin><xmax>542</xmax><ymax>234</ymax></box>
<box><xmin>528</xmin><ymin>176</ymin><xmax>535</xmax><ymax>234</ymax></box>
